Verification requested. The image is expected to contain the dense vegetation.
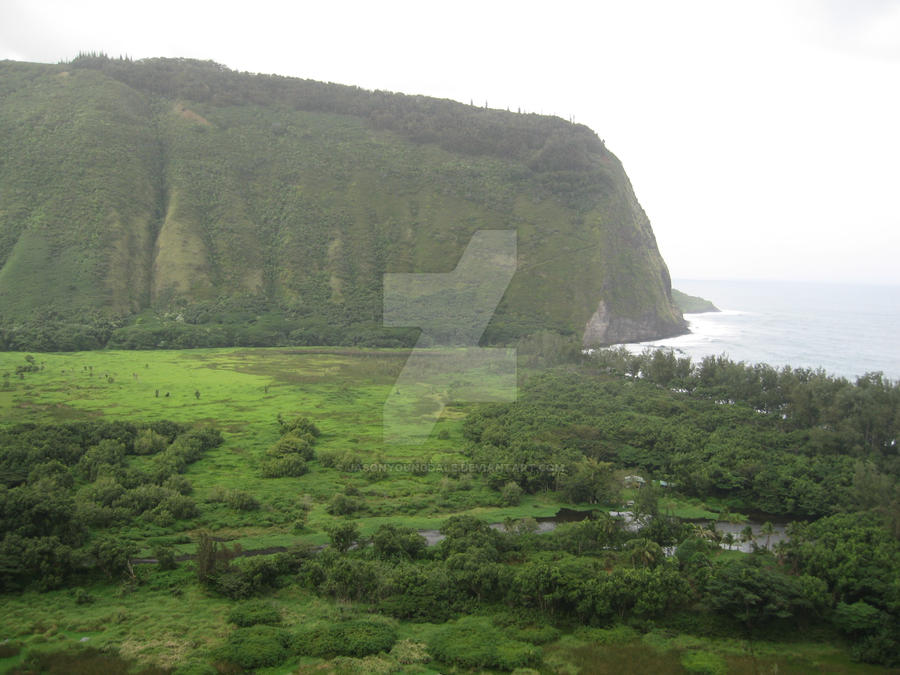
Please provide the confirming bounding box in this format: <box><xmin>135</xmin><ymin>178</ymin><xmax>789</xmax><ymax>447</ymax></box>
<box><xmin>0</xmin><ymin>421</ymin><xmax>222</xmax><ymax>592</ymax></box>
<box><xmin>0</xmin><ymin>55</ymin><xmax>684</xmax><ymax>351</ymax></box>
<box><xmin>1</xmin><ymin>346</ymin><xmax>898</xmax><ymax>671</ymax></box>
<box><xmin>465</xmin><ymin>349</ymin><xmax>900</xmax><ymax>521</ymax></box>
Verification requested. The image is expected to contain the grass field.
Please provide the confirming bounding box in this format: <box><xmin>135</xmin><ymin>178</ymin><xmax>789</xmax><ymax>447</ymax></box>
<box><xmin>0</xmin><ymin>347</ymin><xmax>552</xmax><ymax>551</ymax></box>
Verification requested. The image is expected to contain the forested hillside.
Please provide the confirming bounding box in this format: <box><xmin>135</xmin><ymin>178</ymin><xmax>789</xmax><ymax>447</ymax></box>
<box><xmin>0</xmin><ymin>55</ymin><xmax>685</xmax><ymax>350</ymax></box>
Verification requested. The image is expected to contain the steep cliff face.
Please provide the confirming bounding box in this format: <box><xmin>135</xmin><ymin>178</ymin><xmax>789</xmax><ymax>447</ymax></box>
<box><xmin>0</xmin><ymin>57</ymin><xmax>685</xmax><ymax>348</ymax></box>
<box><xmin>583</xmin><ymin>300</ymin><xmax>687</xmax><ymax>346</ymax></box>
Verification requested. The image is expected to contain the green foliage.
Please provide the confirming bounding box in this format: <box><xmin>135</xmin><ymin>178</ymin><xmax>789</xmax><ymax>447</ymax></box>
<box><xmin>90</xmin><ymin>534</ymin><xmax>137</xmax><ymax>579</ymax></box>
<box><xmin>833</xmin><ymin>601</ymin><xmax>882</xmax><ymax>636</ymax></box>
<box><xmin>133</xmin><ymin>428</ymin><xmax>168</xmax><ymax>455</ymax></box>
<box><xmin>500</xmin><ymin>480</ymin><xmax>524</xmax><ymax>505</ymax></box>
<box><xmin>153</xmin><ymin>544</ymin><xmax>177</xmax><ymax>571</ymax></box>
<box><xmin>428</xmin><ymin>616</ymin><xmax>540</xmax><ymax>671</ymax></box>
<box><xmin>227</xmin><ymin>600</ymin><xmax>282</xmax><ymax>627</ymax></box>
<box><xmin>261</xmin><ymin>417</ymin><xmax>318</xmax><ymax>478</ymax></box>
<box><xmin>213</xmin><ymin>625</ymin><xmax>291</xmax><ymax>669</ymax></box>
<box><xmin>277</xmin><ymin>415</ymin><xmax>321</xmax><ymax>438</ymax></box>
<box><xmin>706</xmin><ymin>557</ymin><xmax>827</xmax><ymax>631</ymax></box>
<box><xmin>371</xmin><ymin>524</ymin><xmax>427</xmax><ymax>561</ymax></box>
<box><xmin>195</xmin><ymin>531</ymin><xmax>217</xmax><ymax>586</ymax></box>
<box><xmin>560</xmin><ymin>458</ymin><xmax>618</xmax><ymax>505</ymax></box>
<box><xmin>0</xmin><ymin>420</ymin><xmax>215</xmax><ymax>590</ymax></box>
<box><xmin>267</xmin><ymin>434</ymin><xmax>314</xmax><ymax>460</ymax></box>
<box><xmin>260</xmin><ymin>454</ymin><xmax>309</xmax><ymax>478</ymax></box>
<box><xmin>294</xmin><ymin>619</ymin><xmax>397</xmax><ymax>658</ymax></box>
<box><xmin>326</xmin><ymin>493</ymin><xmax>363</xmax><ymax>516</ymax></box>
<box><xmin>781</xmin><ymin>513</ymin><xmax>900</xmax><ymax>664</ymax></box>
<box><xmin>389</xmin><ymin>638</ymin><xmax>430</xmax><ymax>664</ymax></box>
<box><xmin>223</xmin><ymin>490</ymin><xmax>259</xmax><ymax>511</ymax></box>
<box><xmin>504</xmin><ymin>624</ymin><xmax>561</xmax><ymax>645</ymax></box>
<box><xmin>465</xmin><ymin>354</ymin><xmax>900</xmax><ymax>517</ymax></box>
<box><xmin>326</xmin><ymin>521</ymin><xmax>360</xmax><ymax>553</ymax></box>
<box><xmin>680</xmin><ymin>649</ymin><xmax>727</xmax><ymax>674</ymax></box>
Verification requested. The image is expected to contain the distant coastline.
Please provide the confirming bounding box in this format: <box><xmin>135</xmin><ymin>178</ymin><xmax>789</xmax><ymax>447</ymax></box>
<box><xmin>672</xmin><ymin>288</ymin><xmax>719</xmax><ymax>314</ymax></box>
<box><xmin>622</xmin><ymin>279</ymin><xmax>900</xmax><ymax>380</ymax></box>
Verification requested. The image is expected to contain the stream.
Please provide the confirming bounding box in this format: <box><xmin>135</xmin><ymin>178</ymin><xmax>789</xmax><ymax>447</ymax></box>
<box><xmin>419</xmin><ymin>508</ymin><xmax>790</xmax><ymax>551</ymax></box>
<box><xmin>132</xmin><ymin>509</ymin><xmax>791</xmax><ymax>564</ymax></box>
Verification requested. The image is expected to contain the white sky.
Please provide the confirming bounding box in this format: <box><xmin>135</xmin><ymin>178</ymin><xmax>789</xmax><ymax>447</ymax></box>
<box><xmin>1</xmin><ymin>0</ymin><xmax>899</xmax><ymax>284</ymax></box>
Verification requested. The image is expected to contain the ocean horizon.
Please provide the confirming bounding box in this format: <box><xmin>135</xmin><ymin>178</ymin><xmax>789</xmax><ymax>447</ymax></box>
<box><xmin>619</xmin><ymin>279</ymin><xmax>900</xmax><ymax>381</ymax></box>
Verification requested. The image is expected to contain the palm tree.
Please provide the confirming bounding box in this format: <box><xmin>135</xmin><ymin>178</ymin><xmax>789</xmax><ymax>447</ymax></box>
<box><xmin>722</xmin><ymin>532</ymin><xmax>736</xmax><ymax>550</ymax></box>
<box><xmin>740</xmin><ymin>525</ymin><xmax>754</xmax><ymax>550</ymax></box>
<box><xmin>761</xmin><ymin>521</ymin><xmax>775</xmax><ymax>550</ymax></box>
<box><xmin>691</xmin><ymin>523</ymin><xmax>718</xmax><ymax>543</ymax></box>
<box><xmin>773</xmin><ymin>539</ymin><xmax>789</xmax><ymax>565</ymax></box>
<box><xmin>625</xmin><ymin>538</ymin><xmax>664</xmax><ymax>568</ymax></box>
<box><xmin>596</xmin><ymin>512</ymin><xmax>621</xmax><ymax>542</ymax></box>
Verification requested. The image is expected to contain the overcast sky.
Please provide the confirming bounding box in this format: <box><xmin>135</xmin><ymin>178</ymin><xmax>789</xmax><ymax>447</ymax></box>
<box><xmin>1</xmin><ymin>0</ymin><xmax>899</xmax><ymax>285</ymax></box>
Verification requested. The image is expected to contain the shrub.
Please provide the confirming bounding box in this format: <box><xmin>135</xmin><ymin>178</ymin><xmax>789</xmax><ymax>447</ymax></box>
<box><xmin>327</xmin><ymin>493</ymin><xmax>363</xmax><ymax>516</ymax></box>
<box><xmin>213</xmin><ymin>555</ymin><xmax>290</xmax><ymax>599</ymax></box>
<box><xmin>73</xmin><ymin>588</ymin><xmax>95</xmax><ymax>605</ymax></box>
<box><xmin>294</xmin><ymin>620</ymin><xmax>397</xmax><ymax>658</ymax></box>
<box><xmin>228</xmin><ymin>600</ymin><xmax>283</xmax><ymax>627</ymax></box>
<box><xmin>261</xmin><ymin>455</ymin><xmax>309</xmax><ymax>478</ymax></box>
<box><xmin>278</xmin><ymin>415</ymin><xmax>321</xmax><ymax>437</ymax></box>
<box><xmin>162</xmin><ymin>474</ymin><xmax>193</xmax><ymax>495</ymax></box>
<box><xmin>149</xmin><ymin>507</ymin><xmax>174</xmax><ymax>527</ymax></box>
<box><xmin>117</xmin><ymin>484</ymin><xmax>172</xmax><ymax>515</ymax></box>
<box><xmin>225</xmin><ymin>490</ymin><xmax>259</xmax><ymax>511</ymax></box>
<box><xmin>501</xmin><ymin>481</ymin><xmax>523</xmax><ymax>506</ymax></box>
<box><xmin>214</xmin><ymin>570</ymin><xmax>253</xmax><ymax>600</ymax></box>
<box><xmin>506</xmin><ymin>624</ymin><xmax>561</xmax><ymax>645</ymax></box>
<box><xmin>681</xmin><ymin>649</ymin><xmax>727</xmax><ymax>675</ymax></box>
<box><xmin>267</xmin><ymin>433</ymin><xmax>315</xmax><ymax>460</ymax></box>
<box><xmin>132</xmin><ymin>428</ymin><xmax>168</xmax><ymax>455</ymax></box>
<box><xmin>154</xmin><ymin>544</ymin><xmax>177</xmax><ymax>571</ymax></box>
<box><xmin>319</xmin><ymin>450</ymin><xmax>362</xmax><ymax>471</ymax></box>
<box><xmin>213</xmin><ymin>625</ymin><xmax>290</xmax><ymax>670</ymax></box>
<box><xmin>161</xmin><ymin>494</ymin><xmax>199</xmax><ymax>520</ymax></box>
<box><xmin>372</xmin><ymin>524</ymin><xmax>427</xmax><ymax>561</ymax></box>
<box><xmin>429</xmin><ymin>617</ymin><xmax>539</xmax><ymax>670</ymax></box>
<box><xmin>496</xmin><ymin>641</ymin><xmax>542</xmax><ymax>671</ymax></box>
<box><xmin>325</xmin><ymin>522</ymin><xmax>361</xmax><ymax>554</ymax></box>
<box><xmin>389</xmin><ymin>638</ymin><xmax>430</xmax><ymax>664</ymax></box>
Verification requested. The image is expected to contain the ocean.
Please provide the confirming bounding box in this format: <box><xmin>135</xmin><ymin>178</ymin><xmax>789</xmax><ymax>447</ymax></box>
<box><xmin>619</xmin><ymin>280</ymin><xmax>900</xmax><ymax>381</ymax></box>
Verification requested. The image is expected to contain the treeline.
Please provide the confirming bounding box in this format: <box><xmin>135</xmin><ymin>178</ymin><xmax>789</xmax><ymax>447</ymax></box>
<box><xmin>65</xmin><ymin>54</ymin><xmax>607</xmax><ymax>176</ymax></box>
<box><xmin>0</xmin><ymin>420</ymin><xmax>222</xmax><ymax>591</ymax></box>
<box><xmin>0</xmin><ymin>314</ymin><xmax>420</xmax><ymax>352</ymax></box>
<box><xmin>188</xmin><ymin>511</ymin><xmax>900</xmax><ymax>668</ymax></box>
<box><xmin>0</xmin><ymin>309</ymin><xmax>563</xmax><ymax>352</ymax></box>
<box><xmin>463</xmin><ymin>350</ymin><xmax>900</xmax><ymax>520</ymax></box>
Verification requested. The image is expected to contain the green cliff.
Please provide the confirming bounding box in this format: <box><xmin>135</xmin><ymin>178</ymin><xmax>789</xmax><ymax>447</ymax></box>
<box><xmin>0</xmin><ymin>56</ymin><xmax>686</xmax><ymax>349</ymax></box>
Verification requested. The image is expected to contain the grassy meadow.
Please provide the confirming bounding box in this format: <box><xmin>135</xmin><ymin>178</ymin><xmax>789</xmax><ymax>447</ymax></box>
<box><xmin>0</xmin><ymin>347</ymin><xmax>563</xmax><ymax>551</ymax></box>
